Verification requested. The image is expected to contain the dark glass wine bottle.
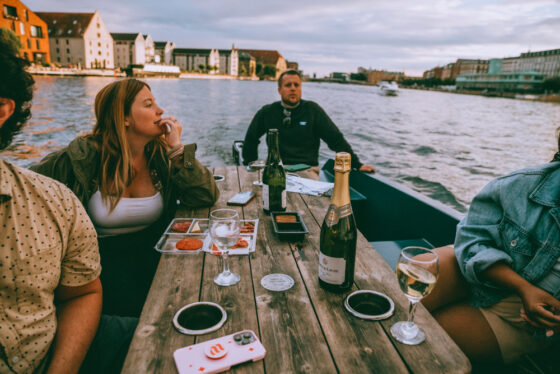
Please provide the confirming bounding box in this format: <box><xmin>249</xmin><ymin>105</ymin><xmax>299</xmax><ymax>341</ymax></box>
<box><xmin>319</xmin><ymin>152</ymin><xmax>357</xmax><ymax>292</ymax></box>
<box><xmin>262</xmin><ymin>129</ymin><xmax>286</xmax><ymax>214</ymax></box>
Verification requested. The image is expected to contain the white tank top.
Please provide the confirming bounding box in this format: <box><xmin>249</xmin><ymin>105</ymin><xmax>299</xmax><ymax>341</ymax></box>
<box><xmin>87</xmin><ymin>190</ymin><xmax>164</xmax><ymax>237</ymax></box>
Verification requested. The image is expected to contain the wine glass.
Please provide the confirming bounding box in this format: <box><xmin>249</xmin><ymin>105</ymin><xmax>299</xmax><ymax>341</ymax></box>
<box><xmin>390</xmin><ymin>246</ymin><xmax>439</xmax><ymax>345</ymax></box>
<box><xmin>248</xmin><ymin>160</ymin><xmax>266</xmax><ymax>186</ymax></box>
<box><xmin>209</xmin><ymin>209</ymin><xmax>241</xmax><ymax>286</ymax></box>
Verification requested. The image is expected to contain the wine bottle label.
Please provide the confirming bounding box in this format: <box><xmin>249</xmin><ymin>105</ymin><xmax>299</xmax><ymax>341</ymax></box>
<box><xmin>263</xmin><ymin>185</ymin><xmax>269</xmax><ymax>210</ymax></box>
<box><xmin>325</xmin><ymin>204</ymin><xmax>353</xmax><ymax>227</ymax></box>
<box><xmin>318</xmin><ymin>253</ymin><xmax>346</xmax><ymax>285</ymax></box>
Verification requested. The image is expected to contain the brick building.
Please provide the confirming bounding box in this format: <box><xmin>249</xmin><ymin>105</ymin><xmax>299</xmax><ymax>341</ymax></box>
<box><xmin>1</xmin><ymin>0</ymin><xmax>50</xmax><ymax>63</ymax></box>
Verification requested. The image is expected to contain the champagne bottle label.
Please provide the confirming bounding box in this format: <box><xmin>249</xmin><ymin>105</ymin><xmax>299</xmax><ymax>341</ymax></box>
<box><xmin>318</xmin><ymin>253</ymin><xmax>346</xmax><ymax>285</ymax></box>
<box><xmin>325</xmin><ymin>204</ymin><xmax>353</xmax><ymax>227</ymax></box>
<box><xmin>263</xmin><ymin>185</ymin><xmax>269</xmax><ymax>210</ymax></box>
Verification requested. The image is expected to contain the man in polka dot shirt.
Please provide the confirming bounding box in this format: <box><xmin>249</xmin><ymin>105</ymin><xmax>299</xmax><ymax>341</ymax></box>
<box><xmin>0</xmin><ymin>39</ymin><xmax>134</xmax><ymax>373</ymax></box>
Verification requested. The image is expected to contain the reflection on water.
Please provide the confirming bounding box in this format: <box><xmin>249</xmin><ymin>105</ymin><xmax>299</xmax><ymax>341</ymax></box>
<box><xmin>3</xmin><ymin>76</ymin><xmax>560</xmax><ymax>212</ymax></box>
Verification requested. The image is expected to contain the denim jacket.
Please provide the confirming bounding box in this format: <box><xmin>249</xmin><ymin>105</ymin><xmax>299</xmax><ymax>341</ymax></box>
<box><xmin>455</xmin><ymin>162</ymin><xmax>560</xmax><ymax>308</ymax></box>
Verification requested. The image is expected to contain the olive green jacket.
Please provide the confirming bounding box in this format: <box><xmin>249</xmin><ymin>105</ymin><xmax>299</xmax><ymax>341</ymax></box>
<box><xmin>30</xmin><ymin>137</ymin><xmax>219</xmax><ymax>220</ymax></box>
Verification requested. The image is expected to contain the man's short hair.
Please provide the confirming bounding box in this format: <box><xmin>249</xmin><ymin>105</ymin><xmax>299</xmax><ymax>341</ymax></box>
<box><xmin>0</xmin><ymin>44</ymin><xmax>34</xmax><ymax>150</ymax></box>
<box><xmin>277</xmin><ymin>69</ymin><xmax>301</xmax><ymax>88</ymax></box>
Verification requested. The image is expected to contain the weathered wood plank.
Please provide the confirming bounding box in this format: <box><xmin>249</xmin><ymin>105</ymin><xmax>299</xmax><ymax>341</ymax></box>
<box><xmin>122</xmin><ymin>204</ymin><xmax>209</xmax><ymax>372</ymax></box>
<box><xmin>288</xmin><ymin>190</ymin><xmax>409</xmax><ymax>374</ymax></box>
<box><xmin>196</xmin><ymin>166</ymin><xmax>263</xmax><ymax>374</ymax></box>
<box><xmin>300</xmin><ymin>191</ymin><xmax>472</xmax><ymax>374</ymax></box>
<box><xmin>238</xmin><ymin>166</ymin><xmax>338</xmax><ymax>374</ymax></box>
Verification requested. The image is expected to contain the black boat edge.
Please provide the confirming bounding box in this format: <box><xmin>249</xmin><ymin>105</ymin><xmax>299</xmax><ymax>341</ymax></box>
<box><xmin>232</xmin><ymin>141</ymin><xmax>464</xmax><ymax>269</ymax></box>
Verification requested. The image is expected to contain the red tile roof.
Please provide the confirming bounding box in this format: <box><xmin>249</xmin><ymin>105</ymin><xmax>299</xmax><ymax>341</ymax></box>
<box><xmin>36</xmin><ymin>12</ymin><xmax>94</xmax><ymax>38</ymax></box>
<box><xmin>240</xmin><ymin>49</ymin><xmax>284</xmax><ymax>65</ymax></box>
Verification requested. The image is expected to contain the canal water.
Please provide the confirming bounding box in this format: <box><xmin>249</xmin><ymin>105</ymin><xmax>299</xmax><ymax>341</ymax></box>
<box><xmin>3</xmin><ymin>76</ymin><xmax>560</xmax><ymax>213</ymax></box>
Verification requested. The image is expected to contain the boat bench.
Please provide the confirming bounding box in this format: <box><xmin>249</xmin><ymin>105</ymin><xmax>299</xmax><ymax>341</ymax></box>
<box><xmin>369</xmin><ymin>238</ymin><xmax>434</xmax><ymax>270</ymax></box>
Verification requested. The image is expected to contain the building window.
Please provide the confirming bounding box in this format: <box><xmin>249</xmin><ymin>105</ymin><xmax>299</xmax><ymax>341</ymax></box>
<box><xmin>10</xmin><ymin>21</ymin><xmax>15</xmax><ymax>31</ymax></box>
<box><xmin>36</xmin><ymin>39</ymin><xmax>40</xmax><ymax>49</ymax></box>
<box><xmin>89</xmin><ymin>40</ymin><xmax>92</xmax><ymax>46</ymax></box>
<box><xmin>97</xmin><ymin>23</ymin><xmax>100</xmax><ymax>28</ymax></box>
<box><xmin>97</xmin><ymin>33</ymin><xmax>100</xmax><ymax>38</ymax></box>
<box><xmin>30</xmin><ymin>25</ymin><xmax>43</xmax><ymax>37</ymax></box>
<box><xmin>67</xmin><ymin>57</ymin><xmax>70</xmax><ymax>62</ymax></box>
<box><xmin>56</xmin><ymin>48</ymin><xmax>59</xmax><ymax>53</ymax></box>
<box><xmin>3</xmin><ymin>5</ymin><xmax>18</xmax><ymax>20</ymax></box>
<box><xmin>98</xmin><ymin>42</ymin><xmax>101</xmax><ymax>47</ymax></box>
<box><xmin>98</xmin><ymin>50</ymin><xmax>101</xmax><ymax>56</ymax></box>
<box><xmin>24</xmin><ymin>9</ymin><xmax>28</xmax><ymax>21</ymax></box>
<box><xmin>66</xmin><ymin>39</ymin><xmax>69</xmax><ymax>45</ymax></box>
<box><xmin>20</xmin><ymin>22</ymin><xmax>25</xmax><ymax>35</ymax></box>
<box><xmin>57</xmin><ymin>57</ymin><xmax>60</xmax><ymax>62</ymax></box>
<box><xmin>66</xmin><ymin>48</ymin><xmax>70</xmax><ymax>53</ymax></box>
<box><xmin>56</xmin><ymin>39</ymin><xmax>59</xmax><ymax>44</ymax></box>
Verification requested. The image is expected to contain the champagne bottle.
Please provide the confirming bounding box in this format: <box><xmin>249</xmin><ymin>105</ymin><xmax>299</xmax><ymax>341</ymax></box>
<box><xmin>319</xmin><ymin>152</ymin><xmax>357</xmax><ymax>292</ymax></box>
<box><xmin>262</xmin><ymin>129</ymin><xmax>286</xmax><ymax>214</ymax></box>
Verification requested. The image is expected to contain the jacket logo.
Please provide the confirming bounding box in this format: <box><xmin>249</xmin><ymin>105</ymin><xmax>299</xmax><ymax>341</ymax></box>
<box><xmin>299</xmin><ymin>121</ymin><xmax>307</xmax><ymax>126</ymax></box>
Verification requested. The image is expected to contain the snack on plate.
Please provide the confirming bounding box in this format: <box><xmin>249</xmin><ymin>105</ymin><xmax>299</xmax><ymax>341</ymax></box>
<box><xmin>172</xmin><ymin>221</ymin><xmax>191</xmax><ymax>233</ymax></box>
<box><xmin>275</xmin><ymin>215</ymin><xmax>297</xmax><ymax>223</ymax></box>
<box><xmin>176</xmin><ymin>238</ymin><xmax>203</xmax><ymax>251</ymax></box>
<box><xmin>190</xmin><ymin>221</ymin><xmax>202</xmax><ymax>233</ymax></box>
<box><xmin>211</xmin><ymin>237</ymin><xmax>249</xmax><ymax>251</ymax></box>
<box><xmin>241</xmin><ymin>222</ymin><xmax>255</xmax><ymax>233</ymax></box>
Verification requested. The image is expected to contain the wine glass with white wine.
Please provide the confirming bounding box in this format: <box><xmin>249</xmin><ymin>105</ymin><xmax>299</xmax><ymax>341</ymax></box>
<box><xmin>390</xmin><ymin>246</ymin><xmax>439</xmax><ymax>345</ymax></box>
<box><xmin>209</xmin><ymin>209</ymin><xmax>241</xmax><ymax>286</ymax></box>
<box><xmin>248</xmin><ymin>160</ymin><xmax>266</xmax><ymax>186</ymax></box>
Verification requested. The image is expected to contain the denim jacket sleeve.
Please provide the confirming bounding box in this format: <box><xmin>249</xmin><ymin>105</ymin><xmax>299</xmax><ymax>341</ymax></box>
<box><xmin>454</xmin><ymin>177</ymin><xmax>513</xmax><ymax>287</ymax></box>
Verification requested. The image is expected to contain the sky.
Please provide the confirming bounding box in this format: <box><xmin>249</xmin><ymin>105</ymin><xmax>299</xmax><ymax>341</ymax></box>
<box><xmin>24</xmin><ymin>0</ymin><xmax>560</xmax><ymax>77</ymax></box>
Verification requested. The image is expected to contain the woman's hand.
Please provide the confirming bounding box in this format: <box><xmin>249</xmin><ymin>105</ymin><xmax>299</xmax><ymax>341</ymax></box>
<box><xmin>518</xmin><ymin>283</ymin><xmax>560</xmax><ymax>335</ymax></box>
<box><xmin>158</xmin><ymin>116</ymin><xmax>183</xmax><ymax>148</ymax></box>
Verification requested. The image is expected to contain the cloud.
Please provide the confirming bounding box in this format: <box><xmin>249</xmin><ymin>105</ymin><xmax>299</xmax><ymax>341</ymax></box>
<box><xmin>24</xmin><ymin>0</ymin><xmax>560</xmax><ymax>76</ymax></box>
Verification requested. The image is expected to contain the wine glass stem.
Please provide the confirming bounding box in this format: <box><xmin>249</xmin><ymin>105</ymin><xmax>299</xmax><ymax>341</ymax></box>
<box><xmin>407</xmin><ymin>300</ymin><xmax>419</xmax><ymax>326</ymax></box>
<box><xmin>257</xmin><ymin>169</ymin><xmax>262</xmax><ymax>184</ymax></box>
<box><xmin>221</xmin><ymin>250</ymin><xmax>231</xmax><ymax>275</ymax></box>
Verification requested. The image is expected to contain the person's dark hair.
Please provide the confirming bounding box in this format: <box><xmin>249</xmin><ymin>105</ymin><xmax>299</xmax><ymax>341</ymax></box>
<box><xmin>277</xmin><ymin>69</ymin><xmax>301</xmax><ymax>88</ymax></box>
<box><xmin>0</xmin><ymin>46</ymin><xmax>34</xmax><ymax>150</ymax></box>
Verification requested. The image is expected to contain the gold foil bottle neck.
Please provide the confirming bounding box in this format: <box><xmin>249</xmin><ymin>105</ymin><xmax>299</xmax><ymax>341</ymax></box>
<box><xmin>334</xmin><ymin>152</ymin><xmax>351</xmax><ymax>173</ymax></box>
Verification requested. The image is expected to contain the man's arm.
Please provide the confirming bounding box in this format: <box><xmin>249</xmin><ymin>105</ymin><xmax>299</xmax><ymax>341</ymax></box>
<box><xmin>46</xmin><ymin>278</ymin><xmax>102</xmax><ymax>374</ymax></box>
<box><xmin>242</xmin><ymin>108</ymin><xmax>267</xmax><ymax>165</ymax></box>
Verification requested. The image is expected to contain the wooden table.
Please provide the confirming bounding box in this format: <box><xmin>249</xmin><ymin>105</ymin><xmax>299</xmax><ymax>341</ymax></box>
<box><xmin>122</xmin><ymin>166</ymin><xmax>471</xmax><ymax>374</ymax></box>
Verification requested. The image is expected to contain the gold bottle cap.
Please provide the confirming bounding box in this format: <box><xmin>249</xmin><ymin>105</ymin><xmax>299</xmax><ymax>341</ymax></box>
<box><xmin>334</xmin><ymin>152</ymin><xmax>351</xmax><ymax>173</ymax></box>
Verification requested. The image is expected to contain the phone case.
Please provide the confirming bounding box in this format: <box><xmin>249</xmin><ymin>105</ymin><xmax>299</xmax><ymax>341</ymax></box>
<box><xmin>227</xmin><ymin>191</ymin><xmax>255</xmax><ymax>206</ymax></box>
<box><xmin>174</xmin><ymin>330</ymin><xmax>266</xmax><ymax>374</ymax></box>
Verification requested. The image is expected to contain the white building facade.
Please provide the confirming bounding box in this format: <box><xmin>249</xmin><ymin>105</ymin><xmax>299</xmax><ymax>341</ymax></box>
<box><xmin>111</xmin><ymin>33</ymin><xmax>145</xmax><ymax>68</ymax></box>
<box><xmin>37</xmin><ymin>10</ymin><xmax>114</xmax><ymax>69</ymax></box>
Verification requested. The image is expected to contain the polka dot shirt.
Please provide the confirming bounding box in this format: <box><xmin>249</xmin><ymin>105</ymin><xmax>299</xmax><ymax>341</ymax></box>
<box><xmin>0</xmin><ymin>159</ymin><xmax>101</xmax><ymax>373</ymax></box>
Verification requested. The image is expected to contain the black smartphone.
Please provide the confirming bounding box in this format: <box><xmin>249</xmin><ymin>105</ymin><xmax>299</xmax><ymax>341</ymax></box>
<box><xmin>227</xmin><ymin>191</ymin><xmax>255</xmax><ymax>206</ymax></box>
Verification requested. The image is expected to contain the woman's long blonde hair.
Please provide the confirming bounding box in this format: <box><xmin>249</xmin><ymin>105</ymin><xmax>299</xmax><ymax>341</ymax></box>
<box><xmin>91</xmin><ymin>79</ymin><xmax>167</xmax><ymax>211</ymax></box>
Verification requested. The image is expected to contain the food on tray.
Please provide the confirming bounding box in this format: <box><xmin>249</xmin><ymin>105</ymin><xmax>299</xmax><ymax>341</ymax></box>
<box><xmin>176</xmin><ymin>238</ymin><xmax>203</xmax><ymax>250</ymax></box>
<box><xmin>241</xmin><ymin>222</ymin><xmax>255</xmax><ymax>233</ymax></box>
<box><xmin>190</xmin><ymin>221</ymin><xmax>202</xmax><ymax>233</ymax></box>
<box><xmin>172</xmin><ymin>221</ymin><xmax>191</xmax><ymax>233</ymax></box>
<box><xmin>275</xmin><ymin>215</ymin><xmax>298</xmax><ymax>223</ymax></box>
<box><xmin>211</xmin><ymin>237</ymin><xmax>249</xmax><ymax>251</ymax></box>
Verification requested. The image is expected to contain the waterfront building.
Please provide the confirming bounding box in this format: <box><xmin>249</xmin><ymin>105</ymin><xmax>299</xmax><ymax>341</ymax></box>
<box><xmin>423</xmin><ymin>66</ymin><xmax>443</xmax><ymax>79</ymax></box>
<box><xmin>154</xmin><ymin>40</ymin><xmax>175</xmax><ymax>64</ymax></box>
<box><xmin>143</xmin><ymin>33</ymin><xmax>154</xmax><ymax>63</ymax></box>
<box><xmin>37</xmin><ymin>11</ymin><xmax>113</xmax><ymax>69</ymax></box>
<box><xmin>366</xmin><ymin>70</ymin><xmax>404</xmax><ymax>85</ymax></box>
<box><xmin>1</xmin><ymin>0</ymin><xmax>50</xmax><ymax>63</ymax></box>
<box><xmin>111</xmin><ymin>32</ymin><xmax>145</xmax><ymax>68</ymax></box>
<box><xmin>452</xmin><ymin>59</ymin><xmax>489</xmax><ymax>78</ymax></box>
<box><xmin>238</xmin><ymin>50</ymin><xmax>256</xmax><ymax>77</ymax></box>
<box><xmin>217</xmin><ymin>48</ymin><xmax>238</xmax><ymax>75</ymax></box>
<box><xmin>501</xmin><ymin>49</ymin><xmax>560</xmax><ymax>78</ymax></box>
<box><xmin>441</xmin><ymin>63</ymin><xmax>454</xmax><ymax>80</ymax></box>
<box><xmin>456</xmin><ymin>71</ymin><xmax>545</xmax><ymax>93</ymax></box>
<box><xmin>240</xmin><ymin>49</ymin><xmax>286</xmax><ymax>79</ymax></box>
<box><xmin>287</xmin><ymin>61</ymin><xmax>299</xmax><ymax>71</ymax></box>
<box><xmin>172</xmin><ymin>48</ymin><xmax>226</xmax><ymax>73</ymax></box>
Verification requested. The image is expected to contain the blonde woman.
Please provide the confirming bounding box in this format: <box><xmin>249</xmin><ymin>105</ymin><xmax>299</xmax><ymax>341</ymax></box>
<box><xmin>32</xmin><ymin>79</ymin><xmax>218</xmax><ymax>317</ymax></box>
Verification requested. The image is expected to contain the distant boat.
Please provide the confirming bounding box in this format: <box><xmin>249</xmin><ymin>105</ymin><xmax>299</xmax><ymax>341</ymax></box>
<box><xmin>378</xmin><ymin>81</ymin><xmax>399</xmax><ymax>96</ymax></box>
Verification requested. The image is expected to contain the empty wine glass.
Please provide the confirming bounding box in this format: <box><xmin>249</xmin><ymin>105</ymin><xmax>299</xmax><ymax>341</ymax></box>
<box><xmin>390</xmin><ymin>246</ymin><xmax>439</xmax><ymax>345</ymax></box>
<box><xmin>209</xmin><ymin>209</ymin><xmax>241</xmax><ymax>286</ymax></box>
<box><xmin>249</xmin><ymin>160</ymin><xmax>266</xmax><ymax>186</ymax></box>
